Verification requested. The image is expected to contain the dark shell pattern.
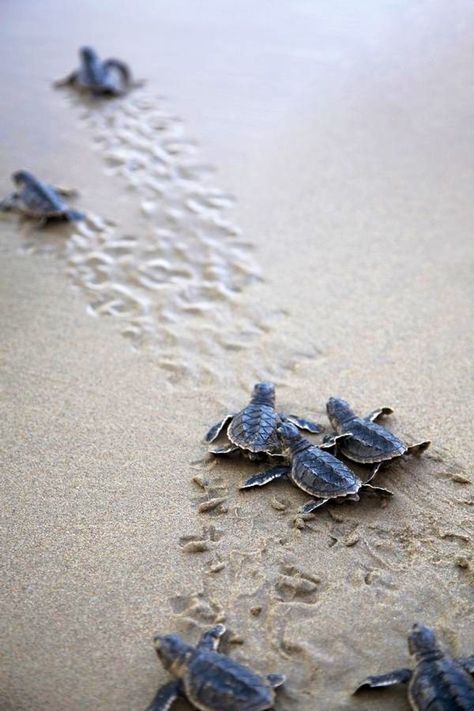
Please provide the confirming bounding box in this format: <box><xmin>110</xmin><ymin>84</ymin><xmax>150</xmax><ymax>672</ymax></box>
<box><xmin>290</xmin><ymin>443</ymin><xmax>361</xmax><ymax>498</ymax></box>
<box><xmin>227</xmin><ymin>404</ymin><xmax>280</xmax><ymax>454</ymax></box>
<box><xmin>409</xmin><ymin>656</ymin><xmax>474</xmax><ymax>711</ymax></box>
<box><xmin>20</xmin><ymin>180</ymin><xmax>69</xmax><ymax>217</ymax></box>
<box><xmin>185</xmin><ymin>652</ymin><xmax>275</xmax><ymax>711</ymax></box>
<box><xmin>339</xmin><ymin>417</ymin><xmax>406</xmax><ymax>463</ymax></box>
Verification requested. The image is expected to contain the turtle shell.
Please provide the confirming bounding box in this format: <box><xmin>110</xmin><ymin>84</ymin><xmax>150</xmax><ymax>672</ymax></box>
<box><xmin>409</xmin><ymin>655</ymin><xmax>474</xmax><ymax>711</ymax></box>
<box><xmin>339</xmin><ymin>418</ymin><xmax>406</xmax><ymax>464</ymax></box>
<box><xmin>19</xmin><ymin>180</ymin><xmax>68</xmax><ymax>217</ymax></box>
<box><xmin>184</xmin><ymin>649</ymin><xmax>275</xmax><ymax>711</ymax></box>
<box><xmin>290</xmin><ymin>445</ymin><xmax>361</xmax><ymax>499</ymax></box>
<box><xmin>227</xmin><ymin>403</ymin><xmax>280</xmax><ymax>454</ymax></box>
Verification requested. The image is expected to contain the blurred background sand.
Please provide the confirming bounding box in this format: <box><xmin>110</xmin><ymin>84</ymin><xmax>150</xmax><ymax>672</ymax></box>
<box><xmin>1</xmin><ymin>1</ymin><xmax>473</xmax><ymax>709</ymax></box>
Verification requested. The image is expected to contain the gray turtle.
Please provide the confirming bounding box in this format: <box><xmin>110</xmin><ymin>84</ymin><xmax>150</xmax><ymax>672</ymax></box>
<box><xmin>355</xmin><ymin>623</ymin><xmax>474</xmax><ymax>710</ymax></box>
<box><xmin>205</xmin><ymin>382</ymin><xmax>322</xmax><ymax>459</ymax></box>
<box><xmin>0</xmin><ymin>171</ymin><xmax>84</xmax><ymax>224</ymax></box>
<box><xmin>146</xmin><ymin>624</ymin><xmax>285</xmax><ymax>711</ymax></box>
<box><xmin>326</xmin><ymin>397</ymin><xmax>430</xmax><ymax>467</ymax></box>
<box><xmin>55</xmin><ymin>46</ymin><xmax>141</xmax><ymax>97</ymax></box>
<box><xmin>240</xmin><ymin>422</ymin><xmax>391</xmax><ymax>513</ymax></box>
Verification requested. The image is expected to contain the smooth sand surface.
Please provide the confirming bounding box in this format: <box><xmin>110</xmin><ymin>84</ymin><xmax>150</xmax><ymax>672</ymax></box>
<box><xmin>1</xmin><ymin>2</ymin><xmax>473</xmax><ymax>709</ymax></box>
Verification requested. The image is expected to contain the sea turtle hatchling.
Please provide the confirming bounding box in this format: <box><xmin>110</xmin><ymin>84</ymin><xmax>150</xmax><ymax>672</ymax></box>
<box><xmin>326</xmin><ymin>397</ymin><xmax>431</xmax><ymax>467</ymax></box>
<box><xmin>355</xmin><ymin>623</ymin><xmax>474</xmax><ymax>710</ymax></box>
<box><xmin>240</xmin><ymin>421</ymin><xmax>392</xmax><ymax>513</ymax></box>
<box><xmin>55</xmin><ymin>46</ymin><xmax>142</xmax><ymax>97</ymax></box>
<box><xmin>145</xmin><ymin>623</ymin><xmax>285</xmax><ymax>711</ymax></box>
<box><xmin>0</xmin><ymin>171</ymin><xmax>84</xmax><ymax>224</ymax></box>
<box><xmin>205</xmin><ymin>382</ymin><xmax>322</xmax><ymax>459</ymax></box>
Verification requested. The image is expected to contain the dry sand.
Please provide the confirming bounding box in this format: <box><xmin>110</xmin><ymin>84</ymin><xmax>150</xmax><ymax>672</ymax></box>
<box><xmin>1</xmin><ymin>1</ymin><xmax>473</xmax><ymax>709</ymax></box>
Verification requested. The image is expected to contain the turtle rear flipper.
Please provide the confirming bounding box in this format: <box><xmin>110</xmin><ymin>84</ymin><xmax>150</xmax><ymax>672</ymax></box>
<box><xmin>284</xmin><ymin>414</ymin><xmax>323</xmax><ymax>434</ymax></box>
<box><xmin>361</xmin><ymin>483</ymin><xmax>393</xmax><ymax>498</ymax></box>
<box><xmin>406</xmin><ymin>440</ymin><xmax>431</xmax><ymax>456</ymax></box>
<box><xmin>355</xmin><ymin>668</ymin><xmax>412</xmax><ymax>691</ymax></box>
<box><xmin>64</xmin><ymin>208</ymin><xmax>85</xmax><ymax>222</ymax></box>
<box><xmin>51</xmin><ymin>184</ymin><xmax>79</xmax><ymax>198</ymax></box>
<box><xmin>300</xmin><ymin>498</ymin><xmax>328</xmax><ymax>514</ymax></box>
<box><xmin>320</xmin><ymin>432</ymin><xmax>353</xmax><ymax>451</ymax></box>
<box><xmin>146</xmin><ymin>680</ymin><xmax>182</xmax><ymax>711</ymax></box>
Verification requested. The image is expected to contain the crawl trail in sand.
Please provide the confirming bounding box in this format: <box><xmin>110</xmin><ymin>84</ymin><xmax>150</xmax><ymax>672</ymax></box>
<box><xmin>29</xmin><ymin>91</ymin><xmax>321</xmax><ymax>385</ymax></box>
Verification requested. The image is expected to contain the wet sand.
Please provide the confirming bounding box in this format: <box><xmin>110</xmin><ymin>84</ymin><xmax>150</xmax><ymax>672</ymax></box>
<box><xmin>1</xmin><ymin>1</ymin><xmax>473</xmax><ymax>709</ymax></box>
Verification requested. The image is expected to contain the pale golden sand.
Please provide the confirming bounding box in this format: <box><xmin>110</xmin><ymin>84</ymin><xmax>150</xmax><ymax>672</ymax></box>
<box><xmin>1</xmin><ymin>1</ymin><xmax>473</xmax><ymax>709</ymax></box>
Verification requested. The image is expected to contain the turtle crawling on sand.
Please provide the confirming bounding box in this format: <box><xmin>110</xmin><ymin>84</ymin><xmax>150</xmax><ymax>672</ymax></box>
<box><xmin>241</xmin><ymin>422</ymin><xmax>392</xmax><ymax>513</ymax></box>
<box><xmin>0</xmin><ymin>170</ymin><xmax>84</xmax><ymax>224</ymax></box>
<box><xmin>146</xmin><ymin>624</ymin><xmax>285</xmax><ymax>711</ymax></box>
<box><xmin>55</xmin><ymin>46</ymin><xmax>141</xmax><ymax>97</ymax></box>
<box><xmin>326</xmin><ymin>397</ymin><xmax>430</xmax><ymax>466</ymax></box>
<box><xmin>355</xmin><ymin>623</ymin><xmax>474</xmax><ymax>710</ymax></box>
<box><xmin>205</xmin><ymin>382</ymin><xmax>322</xmax><ymax>459</ymax></box>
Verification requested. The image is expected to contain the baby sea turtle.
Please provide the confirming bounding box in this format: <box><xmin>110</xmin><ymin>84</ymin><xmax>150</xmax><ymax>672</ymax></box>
<box><xmin>240</xmin><ymin>421</ymin><xmax>391</xmax><ymax>513</ymax></box>
<box><xmin>326</xmin><ymin>397</ymin><xmax>430</xmax><ymax>466</ymax></box>
<box><xmin>55</xmin><ymin>46</ymin><xmax>141</xmax><ymax>97</ymax></box>
<box><xmin>355</xmin><ymin>623</ymin><xmax>474</xmax><ymax>710</ymax></box>
<box><xmin>205</xmin><ymin>382</ymin><xmax>322</xmax><ymax>459</ymax></box>
<box><xmin>0</xmin><ymin>170</ymin><xmax>84</xmax><ymax>223</ymax></box>
<box><xmin>146</xmin><ymin>623</ymin><xmax>285</xmax><ymax>711</ymax></box>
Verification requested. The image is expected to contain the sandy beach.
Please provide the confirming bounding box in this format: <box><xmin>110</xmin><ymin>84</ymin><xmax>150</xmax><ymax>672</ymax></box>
<box><xmin>1</xmin><ymin>1</ymin><xmax>473</xmax><ymax>709</ymax></box>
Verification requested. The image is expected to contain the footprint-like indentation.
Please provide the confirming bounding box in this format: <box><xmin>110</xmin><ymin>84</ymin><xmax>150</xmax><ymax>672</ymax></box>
<box><xmin>274</xmin><ymin>563</ymin><xmax>321</xmax><ymax>604</ymax></box>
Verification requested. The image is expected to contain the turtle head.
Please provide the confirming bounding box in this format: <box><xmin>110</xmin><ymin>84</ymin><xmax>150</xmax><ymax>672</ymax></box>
<box><xmin>154</xmin><ymin>633</ymin><xmax>193</xmax><ymax>677</ymax></box>
<box><xmin>251</xmin><ymin>382</ymin><xmax>275</xmax><ymax>406</ymax></box>
<box><xmin>12</xmin><ymin>170</ymin><xmax>34</xmax><ymax>186</ymax></box>
<box><xmin>79</xmin><ymin>46</ymin><xmax>97</xmax><ymax>64</ymax></box>
<box><xmin>277</xmin><ymin>421</ymin><xmax>302</xmax><ymax>446</ymax></box>
<box><xmin>326</xmin><ymin>397</ymin><xmax>355</xmax><ymax>428</ymax></box>
<box><xmin>408</xmin><ymin>624</ymin><xmax>440</xmax><ymax>659</ymax></box>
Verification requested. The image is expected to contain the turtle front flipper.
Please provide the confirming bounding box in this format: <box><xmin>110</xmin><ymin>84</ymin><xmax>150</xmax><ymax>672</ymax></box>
<box><xmin>283</xmin><ymin>414</ymin><xmax>323</xmax><ymax>434</ymax></box>
<box><xmin>267</xmin><ymin>673</ymin><xmax>286</xmax><ymax>688</ymax></box>
<box><xmin>457</xmin><ymin>656</ymin><xmax>474</xmax><ymax>674</ymax></box>
<box><xmin>406</xmin><ymin>440</ymin><xmax>431</xmax><ymax>456</ymax></box>
<box><xmin>54</xmin><ymin>71</ymin><xmax>78</xmax><ymax>88</ymax></box>
<box><xmin>209</xmin><ymin>444</ymin><xmax>239</xmax><ymax>456</ymax></box>
<box><xmin>205</xmin><ymin>415</ymin><xmax>233</xmax><ymax>443</ymax></box>
<box><xmin>0</xmin><ymin>194</ymin><xmax>19</xmax><ymax>212</ymax></box>
<box><xmin>354</xmin><ymin>667</ymin><xmax>412</xmax><ymax>691</ymax></box>
<box><xmin>197</xmin><ymin>624</ymin><xmax>226</xmax><ymax>651</ymax></box>
<box><xmin>240</xmin><ymin>464</ymin><xmax>290</xmax><ymax>489</ymax></box>
<box><xmin>366</xmin><ymin>407</ymin><xmax>394</xmax><ymax>423</ymax></box>
<box><xmin>103</xmin><ymin>58</ymin><xmax>131</xmax><ymax>83</ymax></box>
<box><xmin>145</xmin><ymin>680</ymin><xmax>182</xmax><ymax>711</ymax></box>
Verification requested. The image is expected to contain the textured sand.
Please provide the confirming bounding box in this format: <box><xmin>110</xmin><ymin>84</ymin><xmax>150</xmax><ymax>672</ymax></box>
<box><xmin>1</xmin><ymin>1</ymin><xmax>473</xmax><ymax>710</ymax></box>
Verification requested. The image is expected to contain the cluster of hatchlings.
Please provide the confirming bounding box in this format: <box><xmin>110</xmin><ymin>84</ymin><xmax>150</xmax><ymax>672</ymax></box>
<box><xmin>205</xmin><ymin>382</ymin><xmax>430</xmax><ymax>513</ymax></box>
<box><xmin>3</xmin><ymin>45</ymin><xmax>472</xmax><ymax>711</ymax></box>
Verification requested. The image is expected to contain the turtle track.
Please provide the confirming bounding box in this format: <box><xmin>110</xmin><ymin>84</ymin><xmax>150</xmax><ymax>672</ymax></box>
<box><xmin>35</xmin><ymin>90</ymin><xmax>322</xmax><ymax>386</ymax></box>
